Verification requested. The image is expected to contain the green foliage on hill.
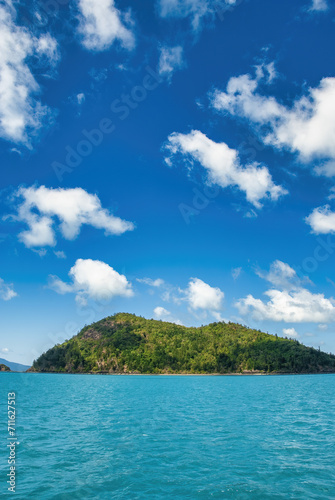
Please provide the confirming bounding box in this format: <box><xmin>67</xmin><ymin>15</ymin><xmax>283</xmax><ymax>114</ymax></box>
<box><xmin>31</xmin><ymin>313</ymin><xmax>335</xmax><ymax>374</ymax></box>
<box><xmin>0</xmin><ymin>364</ymin><xmax>11</xmax><ymax>372</ymax></box>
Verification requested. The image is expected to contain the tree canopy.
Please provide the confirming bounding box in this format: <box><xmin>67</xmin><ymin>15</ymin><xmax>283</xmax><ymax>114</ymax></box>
<box><xmin>31</xmin><ymin>313</ymin><xmax>335</xmax><ymax>374</ymax></box>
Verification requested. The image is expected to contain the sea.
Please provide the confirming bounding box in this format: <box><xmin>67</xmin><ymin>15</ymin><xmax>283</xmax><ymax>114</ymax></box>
<box><xmin>1</xmin><ymin>373</ymin><xmax>335</xmax><ymax>499</ymax></box>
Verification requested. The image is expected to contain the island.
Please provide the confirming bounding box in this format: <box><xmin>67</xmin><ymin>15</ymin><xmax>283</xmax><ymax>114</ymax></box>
<box><xmin>28</xmin><ymin>313</ymin><xmax>335</xmax><ymax>375</ymax></box>
<box><xmin>0</xmin><ymin>364</ymin><xmax>11</xmax><ymax>372</ymax></box>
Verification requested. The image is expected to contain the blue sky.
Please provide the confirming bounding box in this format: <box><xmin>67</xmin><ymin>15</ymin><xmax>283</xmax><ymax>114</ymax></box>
<box><xmin>1</xmin><ymin>0</ymin><xmax>335</xmax><ymax>364</ymax></box>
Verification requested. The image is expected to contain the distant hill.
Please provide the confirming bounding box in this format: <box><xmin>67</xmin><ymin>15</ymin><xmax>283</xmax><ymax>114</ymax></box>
<box><xmin>0</xmin><ymin>358</ymin><xmax>31</xmax><ymax>372</ymax></box>
<box><xmin>0</xmin><ymin>364</ymin><xmax>10</xmax><ymax>372</ymax></box>
<box><xmin>30</xmin><ymin>313</ymin><xmax>335</xmax><ymax>375</ymax></box>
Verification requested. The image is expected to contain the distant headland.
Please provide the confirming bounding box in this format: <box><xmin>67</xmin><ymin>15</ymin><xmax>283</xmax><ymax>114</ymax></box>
<box><xmin>0</xmin><ymin>364</ymin><xmax>11</xmax><ymax>372</ymax></box>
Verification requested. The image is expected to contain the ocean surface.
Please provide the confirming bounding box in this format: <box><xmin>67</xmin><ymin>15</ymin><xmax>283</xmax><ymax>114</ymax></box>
<box><xmin>1</xmin><ymin>373</ymin><xmax>335</xmax><ymax>499</ymax></box>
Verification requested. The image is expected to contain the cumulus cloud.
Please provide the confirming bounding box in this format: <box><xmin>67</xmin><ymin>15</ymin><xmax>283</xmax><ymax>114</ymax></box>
<box><xmin>154</xmin><ymin>306</ymin><xmax>171</xmax><ymax>319</ymax></box>
<box><xmin>237</xmin><ymin>289</ymin><xmax>335</xmax><ymax>323</ymax></box>
<box><xmin>10</xmin><ymin>186</ymin><xmax>134</xmax><ymax>249</ymax></box>
<box><xmin>0</xmin><ymin>278</ymin><xmax>17</xmax><ymax>301</ymax></box>
<box><xmin>77</xmin><ymin>0</ymin><xmax>135</xmax><ymax>51</ymax></box>
<box><xmin>314</xmin><ymin>161</ymin><xmax>335</xmax><ymax>178</ymax></box>
<box><xmin>151</xmin><ymin>277</ymin><xmax>225</xmax><ymax>321</ymax></box>
<box><xmin>153</xmin><ymin>306</ymin><xmax>182</xmax><ymax>324</ymax></box>
<box><xmin>186</xmin><ymin>278</ymin><xmax>224</xmax><ymax>312</ymax></box>
<box><xmin>256</xmin><ymin>260</ymin><xmax>306</xmax><ymax>289</ymax></box>
<box><xmin>165</xmin><ymin>130</ymin><xmax>287</xmax><ymax>208</ymax></box>
<box><xmin>0</xmin><ymin>2</ymin><xmax>59</xmax><ymax>145</ymax></box>
<box><xmin>158</xmin><ymin>0</ymin><xmax>236</xmax><ymax>31</ymax></box>
<box><xmin>0</xmin><ymin>347</ymin><xmax>10</xmax><ymax>354</ymax></box>
<box><xmin>306</xmin><ymin>205</ymin><xmax>335</xmax><ymax>234</ymax></box>
<box><xmin>137</xmin><ymin>278</ymin><xmax>165</xmax><ymax>287</ymax></box>
<box><xmin>49</xmin><ymin>259</ymin><xmax>133</xmax><ymax>305</ymax></box>
<box><xmin>158</xmin><ymin>45</ymin><xmax>184</xmax><ymax>81</ymax></box>
<box><xmin>283</xmin><ymin>327</ymin><xmax>299</xmax><ymax>339</ymax></box>
<box><xmin>211</xmin><ymin>67</ymin><xmax>335</xmax><ymax>163</ymax></box>
<box><xmin>310</xmin><ymin>0</ymin><xmax>328</xmax><ymax>11</ymax></box>
<box><xmin>236</xmin><ymin>260</ymin><xmax>335</xmax><ymax>323</ymax></box>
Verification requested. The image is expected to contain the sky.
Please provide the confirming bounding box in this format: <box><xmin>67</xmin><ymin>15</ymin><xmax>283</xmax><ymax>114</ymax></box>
<box><xmin>1</xmin><ymin>0</ymin><xmax>335</xmax><ymax>365</ymax></box>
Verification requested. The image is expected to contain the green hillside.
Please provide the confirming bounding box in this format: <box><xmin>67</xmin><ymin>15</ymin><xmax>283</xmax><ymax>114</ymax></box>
<box><xmin>31</xmin><ymin>313</ymin><xmax>335</xmax><ymax>374</ymax></box>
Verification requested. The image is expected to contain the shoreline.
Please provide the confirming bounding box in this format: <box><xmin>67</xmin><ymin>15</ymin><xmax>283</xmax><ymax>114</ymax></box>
<box><xmin>10</xmin><ymin>371</ymin><xmax>335</xmax><ymax>376</ymax></box>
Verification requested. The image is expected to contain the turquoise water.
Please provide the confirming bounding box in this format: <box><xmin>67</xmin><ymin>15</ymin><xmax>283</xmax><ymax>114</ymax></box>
<box><xmin>1</xmin><ymin>374</ymin><xmax>335</xmax><ymax>499</ymax></box>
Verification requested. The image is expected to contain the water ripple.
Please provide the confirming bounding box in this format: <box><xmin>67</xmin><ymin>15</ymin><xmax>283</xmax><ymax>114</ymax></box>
<box><xmin>0</xmin><ymin>374</ymin><xmax>335</xmax><ymax>499</ymax></box>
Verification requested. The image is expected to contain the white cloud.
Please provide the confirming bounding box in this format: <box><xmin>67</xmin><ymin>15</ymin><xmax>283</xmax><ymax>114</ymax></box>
<box><xmin>236</xmin><ymin>260</ymin><xmax>335</xmax><ymax>323</ymax></box>
<box><xmin>49</xmin><ymin>259</ymin><xmax>133</xmax><ymax>305</ymax></box>
<box><xmin>165</xmin><ymin>130</ymin><xmax>287</xmax><ymax>208</ymax></box>
<box><xmin>48</xmin><ymin>276</ymin><xmax>74</xmax><ymax>295</ymax></box>
<box><xmin>77</xmin><ymin>0</ymin><xmax>135</xmax><ymax>52</ymax></box>
<box><xmin>314</xmin><ymin>161</ymin><xmax>335</xmax><ymax>178</ymax></box>
<box><xmin>0</xmin><ymin>347</ymin><xmax>10</xmax><ymax>354</ymax></box>
<box><xmin>237</xmin><ymin>289</ymin><xmax>335</xmax><ymax>323</ymax></box>
<box><xmin>150</xmin><ymin>278</ymin><xmax>226</xmax><ymax>322</ymax></box>
<box><xmin>153</xmin><ymin>306</ymin><xmax>182</xmax><ymax>325</ymax></box>
<box><xmin>244</xmin><ymin>209</ymin><xmax>257</xmax><ymax>219</ymax></box>
<box><xmin>0</xmin><ymin>278</ymin><xmax>17</xmax><ymax>301</ymax></box>
<box><xmin>256</xmin><ymin>260</ymin><xmax>304</xmax><ymax>289</ymax></box>
<box><xmin>159</xmin><ymin>278</ymin><xmax>225</xmax><ymax>320</ymax></box>
<box><xmin>54</xmin><ymin>250</ymin><xmax>67</xmax><ymax>259</ymax></box>
<box><xmin>158</xmin><ymin>46</ymin><xmax>184</xmax><ymax>81</ymax></box>
<box><xmin>318</xmin><ymin>323</ymin><xmax>328</xmax><ymax>330</ymax></box>
<box><xmin>154</xmin><ymin>306</ymin><xmax>171</xmax><ymax>319</ymax></box>
<box><xmin>283</xmin><ymin>327</ymin><xmax>299</xmax><ymax>339</ymax></box>
<box><xmin>187</xmin><ymin>278</ymin><xmax>224</xmax><ymax>311</ymax></box>
<box><xmin>327</xmin><ymin>278</ymin><xmax>335</xmax><ymax>288</ymax></box>
<box><xmin>211</xmin><ymin>67</ymin><xmax>335</xmax><ymax>163</ymax></box>
<box><xmin>35</xmin><ymin>34</ymin><xmax>60</xmax><ymax>64</ymax></box>
<box><xmin>158</xmin><ymin>0</ymin><xmax>236</xmax><ymax>31</ymax></box>
<box><xmin>232</xmin><ymin>267</ymin><xmax>242</xmax><ymax>280</ymax></box>
<box><xmin>32</xmin><ymin>248</ymin><xmax>47</xmax><ymax>257</ymax></box>
<box><xmin>310</xmin><ymin>0</ymin><xmax>328</xmax><ymax>11</ymax></box>
<box><xmin>76</xmin><ymin>93</ymin><xmax>85</xmax><ymax>106</ymax></box>
<box><xmin>255</xmin><ymin>62</ymin><xmax>277</xmax><ymax>83</ymax></box>
<box><xmin>11</xmin><ymin>186</ymin><xmax>134</xmax><ymax>249</ymax></box>
<box><xmin>212</xmin><ymin>311</ymin><xmax>226</xmax><ymax>322</ymax></box>
<box><xmin>328</xmin><ymin>186</ymin><xmax>335</xmax><ymax>200</ymax></box>
<box><xmin>10</xmin><ymin>148</ymin><xmax>22</xmax><ymax>156</ymax></box>
<box><xmin>306</xmin><ymin>205</ymin><xmax>335</xmax><ymax>234</ymax></box>
<box><xmin>137</xmin><ymin>278</ymin><xmax>165</xmax><ymax>287</ymax></box>
<box><xmin>0</xmin><ymin>2</ymin><xmax>58</xmax><ymax>145</ymax></box>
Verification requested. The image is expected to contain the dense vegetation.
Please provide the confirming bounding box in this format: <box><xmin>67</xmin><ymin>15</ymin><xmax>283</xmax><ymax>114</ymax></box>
<box><xmin>31</xmin><ymin>313</ymin><xmax>335</xmax><ymax>374</ymax></box>
<box><xmin>0</xmin><ymin>364</ymin><xmax>11</xmax><ymax>372</ymax></box>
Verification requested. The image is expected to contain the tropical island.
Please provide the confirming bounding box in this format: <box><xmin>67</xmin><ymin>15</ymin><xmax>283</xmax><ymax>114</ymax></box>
<box><xmin>0</xmin><ymin>364</ymin><xmax>11</xmax><ymax>372</ymax></box>
<box><xmin>29</xmin><ymin>313</ymin><xmax>335</xmax><ymax>375</ymax></box>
